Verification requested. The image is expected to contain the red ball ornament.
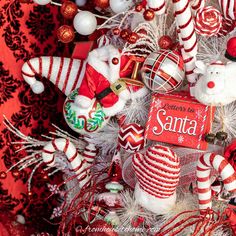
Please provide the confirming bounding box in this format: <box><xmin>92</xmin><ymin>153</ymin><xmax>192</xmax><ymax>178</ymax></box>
<box><xmin>118</xmin><ymin>123</ymin><xmax>146</xmax><ymax>153</ymax></box>
<box><xmin>127</xmin><ymin>32</ymin><xmax>139</xmax><ymax>44</ymax></box>
<box><xmin>94</xmin><ymin>0</ymin><xmax>109</xmax><ymax>9</ymax></box>
<box><xmin>120</xmin><ymin>29</ymin><xmax>131</xmax><ymax>40</ymax></box>
<box><xmin>112</xmin><ymin>57</ymin><xmax>119</xmax><ymax>65</ymax></box>
<box><xmin>57</xmin><ymin>25</ymin><xmax>75</xmax><ymax>43</ymax></box>
<box><xmin>135</xmin><ymin>3</ymin><xmax>143</xmax><ymax>12</ymax></box>
<box><xmin>143</xmin><ymin>9</ymin><xmax>155</xmax><ymax>21</ymax></box>
<box><xmin>225</xmin><ymin>37</ymin><xmax>236</xmax><ymax>61</ymax></box>
<box><xmin>60</xmin><ymin>1</ymin><xmax>78</xmax><ymax>19</ymax></box>
<box><xmin>0</xmin><ymin>171</ymin><xmax>7</xmax><ymax>179</ymax></box>
<box><xmin>112</xmin><ymin>27</ymin><xmax>120</xmax><ymax>35</ymax></box>
<box><xmin>158</xmin><ymin>35</ymin><xmax>173</xmax><ymax>50</ymax></box>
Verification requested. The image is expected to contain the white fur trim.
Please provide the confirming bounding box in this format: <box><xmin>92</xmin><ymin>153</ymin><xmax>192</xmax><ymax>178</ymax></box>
<box><xmin>119</xmin><ymin>89</ymin><xmax>131</xmax><ymax>100</ymax></box>
<box><xmin>75</xmin><ymin>95</ymin><xmax>92</xmax><ymax>108</ymax></box>
<box><xmin>103</xmin><ymin>97</ymin><xmax>128</xmax><ymax>116</ymax></box>
<box><xmin>130</xmin><ymin>86</ymin><xmax>148</xmax><ymax>99</ymax></box>
<box><xmin>134</xmin><ymin>183</ymin><xmax>176</xmax><ymax>214</ymax></box>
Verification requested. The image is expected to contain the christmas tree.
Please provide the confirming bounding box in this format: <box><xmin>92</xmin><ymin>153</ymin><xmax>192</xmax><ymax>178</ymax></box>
<box><xmin>1</xmin><ymin>0</ymin><xmax>236</xmax><ymax>235</ymax></box>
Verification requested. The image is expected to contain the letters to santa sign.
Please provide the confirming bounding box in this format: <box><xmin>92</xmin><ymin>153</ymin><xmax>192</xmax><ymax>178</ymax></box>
<box><xmin>145</xmin><ymin>92</ymin><xmax>214</xmax><ymax>150</ymax></box>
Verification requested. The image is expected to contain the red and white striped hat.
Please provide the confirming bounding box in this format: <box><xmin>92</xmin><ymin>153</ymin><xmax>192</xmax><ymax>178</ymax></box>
<box><xmin>133</xmin><ymin>145</ymin><xmax>180</xmax><ymax>199</ymax></box>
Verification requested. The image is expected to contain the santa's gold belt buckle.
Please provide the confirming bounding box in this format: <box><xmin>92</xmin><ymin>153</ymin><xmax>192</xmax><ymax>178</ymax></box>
<box><xmin>110</xmin><ymin>80</ymin><xmax>127</xmax><ymax>95</ymax></box>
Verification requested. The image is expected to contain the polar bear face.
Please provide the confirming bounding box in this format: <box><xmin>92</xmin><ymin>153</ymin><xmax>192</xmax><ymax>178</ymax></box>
<box><xmin>204</xmin><ymin>65</ymin><xmax>225</xmax><ymax>95</ymax></box>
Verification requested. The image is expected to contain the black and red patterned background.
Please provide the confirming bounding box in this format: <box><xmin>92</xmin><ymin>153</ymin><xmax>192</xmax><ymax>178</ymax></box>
<box><xmin>0</xmin><ymin>1</ymin><xmax>72</xmax><ymax>234</ymax></box>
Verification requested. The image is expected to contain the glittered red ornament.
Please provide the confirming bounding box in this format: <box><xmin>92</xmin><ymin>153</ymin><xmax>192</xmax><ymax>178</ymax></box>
<box><xmin>94</xmin><ymin>0</ymin><xmax>109</xmax><ymax>9</ymax></box>
<box><xmin>135</xmin><ymin>3</ymin><xmax>143</xmax><ymax>12</ymax></box>
<box><xmin>57</xmin><ymin>25</ymin><xmax>75</xmax><ymax>43</ymax></box>
<box><xmin>225</xmin><ymin>37</ymin><xmax>236</xmax><ymax>61</ymax></box>
<box><xmin>60</xmin><ymin>1</ymin><xmax>78</xmax><ymax>19</ymax></box>
<box><xmin>112</xmin><ymin>27</ymin><xmax>120</xmax><ymax>35</ymax></box>
<box><xmin>143</xmin><ymin>9</ymin><xmax>155</xmax><ymax>21</ymax></box>
<box><xmin>87</xmin><ymin>220</ymin><xmax>118</xmax><ymax>236</ymax></box>
<box><xmin>127</xmin><ymin>32</ymin><xmax>139</xmax><ymax>44</ymax></box>
<box><xmin>158</xmin><ymin>35</ymin><xmax>173</xmax><ymax>50</ymax></box>
<box><xmin>112</xmin><ymin>57</ymin><xmax>119</xmax><ymax>65</ymax></box>
<box><xmin>120</xmin><ymin>29</ymin><xmax>131</xmax><ymax>40</ymax></box>
<box><xmin>0</xmin><ymin>171</ymin><xmax>7</xmax><ymax>179</ymax></box>
<box><xmin>118</xmin><ymin>123</ymin><xmax>146</xmax><ymax>153</ymax></box>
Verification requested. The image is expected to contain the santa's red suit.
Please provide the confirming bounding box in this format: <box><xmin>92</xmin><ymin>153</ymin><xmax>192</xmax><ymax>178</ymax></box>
<box><xmin>75</xmin><ymin>45</ymin><xmax>147</xmax><ymax>116</ymax></box>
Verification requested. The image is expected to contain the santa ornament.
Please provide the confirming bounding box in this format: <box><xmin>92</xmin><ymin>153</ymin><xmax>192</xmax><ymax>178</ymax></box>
<box><xmin>21</xmin><ymin>45</ymin><xmax>148</xmax><ymax>120</ymax></box>
<box><xmin>132</xmin><ymin>145</ymin><xmax>180</xmax><ymax>214</ymax></box>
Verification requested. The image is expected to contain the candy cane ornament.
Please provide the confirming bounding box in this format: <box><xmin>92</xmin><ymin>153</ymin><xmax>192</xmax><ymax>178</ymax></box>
<box><xmin>42</xmin><ymin>138</ymin><xmax>90</xmax><ymax>188</ymax></box>
<box><xmin>147</xmin><ymin>0</ymin><xmax>166</xmax><ymax>15</ymax></box>
<box><xmin>21</xmin><ymin>56</ymin><xmax>86</xmax><ymax>96</ymax></box>
<box><xmin>197</xmin><ymin>153</ymin><xmax>236</xmax><ymax>210</ymax></box>
<box><xmin>173</xmin><ymin>0</ymin><xmax>198</xmax><ymax>84</ymax></box>
<box><xmin>83</xmin><ymin>143</ymin><xmax>98</xmax><ymax>165</ymax></box>
<box><xmin>191</xmin><ymin>0</ymin><xmax>206</xmax><ymax>14</ymax></box>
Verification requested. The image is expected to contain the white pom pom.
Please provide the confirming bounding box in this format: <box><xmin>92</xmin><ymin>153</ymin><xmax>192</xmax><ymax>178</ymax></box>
<box><xmin>31</xmin><ymin>81</ymin><xmax>44</xmax><ymax>94</ymax></box>
<box><xmin>74</xmin><ymin>95</ymin><xmax>92</xmax><ymax>108</ymax></box>
<box><xmin>75</xmin><ymin>0</ymin><xmax>87</xmax><ymax>6</ymax></box>
<box><xmin>110</xmin><ymin>0</ymin><xmax>133</xmax><ymax>13</ymax></box>
<box><xmin>16</xmin><ymin>215</ymin><xmax>25</xmax><ymax>225</ymax></box>
<box><xmin>73</xmin><ymin>11</ymin><xmax>97</xmax><ymax>36</ymax></box>
<box><xmin>33</xmin><ymin>0</ymin><xmax>51</xmax><ymax>5</ymax></box>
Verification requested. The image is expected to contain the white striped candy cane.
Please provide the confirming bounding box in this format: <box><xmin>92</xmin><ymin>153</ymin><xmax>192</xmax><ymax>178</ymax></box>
<box><xmin>197</xmin><ymin>153</ymin><xmax>236</xmax><ymax>210</ymax></box>
<box><xmin>218</xmin><ymin>0</ymin><xmax>236</xmax><ymax>20</ymax></box>
<box><xmin>42</xmin><ymin>138</ymin><xmax>89</xmax><ymax>188</ymax></box>
<box><xmin>83</xmin><ymin>143</ymin><xmax>97</xmax><ymax>165</ymax></box>
<box><xmin>173</xmin><ymin>0</ymin><xmax>198</xmax><ymax>84</ymax></box>
<box><xmin>147</xmin><ymin>0</ymin><xmax>165</xmax><ymax>15</ymax></box>
<box><xmin>191</xmin><ymin>0</ymin><xmax>206</xmax><ymax>14</ymax></box>
<box><xmin>21</xmin><ymin>56</ymin><xmax>86</xmax><ymax>96</ymax></box>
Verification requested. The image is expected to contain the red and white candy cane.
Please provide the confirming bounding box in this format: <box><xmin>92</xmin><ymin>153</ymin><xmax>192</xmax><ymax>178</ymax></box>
<box><xmin>83</xmin><ymin>143</ymin><xmax>98</xmax><ymax>165</ymax></box>
<box><xmin>173</xmin><ymin>0</ymin><xmax>198</xmax><ymax>84</ymax></box>
<box><xmin>197</xmin><ymin>153</ymin><xmax>236</xmax><ymax>210</ymax></box>
<box><xmin>21</xmin><ymin>56</ymin><xmax>86</xmax><ymax>95</ymax></box>
<box><xmin>147</xmin><ymin>0</ymin><xmax>165</xmax><ymax>15</ymax></box>
<box><xmin>191</xmin><ymin>0</ymin><xmax>206</xmax><ymax>14</ymax></box>
<box><xmin>218</xmin><ymin>0</ymin><xmax>236</xmax><ymax>21</ymax></box>
<box><xmin>42</xmin><ymin>138</ymin><xmax>89</xmax><ymax>188</ymax></box>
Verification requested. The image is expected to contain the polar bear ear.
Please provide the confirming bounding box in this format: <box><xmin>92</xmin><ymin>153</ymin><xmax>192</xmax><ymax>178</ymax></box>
<box><xmin>194</xmin><ymin>60</ymin><xmax>207</xmax><ymax>75</ymax></box>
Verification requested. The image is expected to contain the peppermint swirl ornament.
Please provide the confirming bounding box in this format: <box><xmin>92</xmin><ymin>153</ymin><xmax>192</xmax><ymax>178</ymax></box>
<box><xmin>63</xmin><ymin>90</ymin><xmax>109</xmax><ymax>134</ymax></box>
<box><xmin>195</xmin><ymin>6</ymin><xmax>222</xmax><ymax>37</ymax></box>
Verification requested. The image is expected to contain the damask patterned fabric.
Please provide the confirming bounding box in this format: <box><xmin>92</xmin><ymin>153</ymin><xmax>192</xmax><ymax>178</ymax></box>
<box><xmin>0</xmin><ymin>1</ymin><xmax>69</xmax><ymax>234</ymax></box>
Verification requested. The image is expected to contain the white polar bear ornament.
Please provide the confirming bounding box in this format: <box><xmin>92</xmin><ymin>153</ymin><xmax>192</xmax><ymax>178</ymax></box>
<box><xmin>192</xmin><ymin>61</ymin><xmax>236</xmax><ymax>106</ymax></box>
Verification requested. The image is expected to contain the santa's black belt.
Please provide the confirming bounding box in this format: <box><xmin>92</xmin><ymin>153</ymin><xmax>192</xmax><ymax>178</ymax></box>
<box><xmin>96</xmin><ymin>80</ymin><xmax>127</xmax><ymax>100</ymax></box>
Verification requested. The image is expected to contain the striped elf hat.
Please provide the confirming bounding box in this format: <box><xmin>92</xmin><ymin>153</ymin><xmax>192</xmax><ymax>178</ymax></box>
<box><xmin>132</xmin><ymin>145</ymin><xmax>180</xmax><ymax>214</ymax></box>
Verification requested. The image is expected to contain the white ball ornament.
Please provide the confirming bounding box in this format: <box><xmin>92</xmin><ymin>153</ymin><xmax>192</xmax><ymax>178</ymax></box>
<box><xmin>73</xmin><ymin>11</ymin><xmax>97</xmax><ymax>36</ymax></box>
<box><xmin>109</xmin><ymin>0</ymin><xmax>133</xmax><ymax>13</ymax></box>
<box><xmin>33</xmin><ymin>0</ymin><xmax>51</xmax><ymax>5</ymax></box>
<box><xmin>75</xmin><ymin>0</ymin><xmax>87</xmax><ymax>7</ymax></box>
